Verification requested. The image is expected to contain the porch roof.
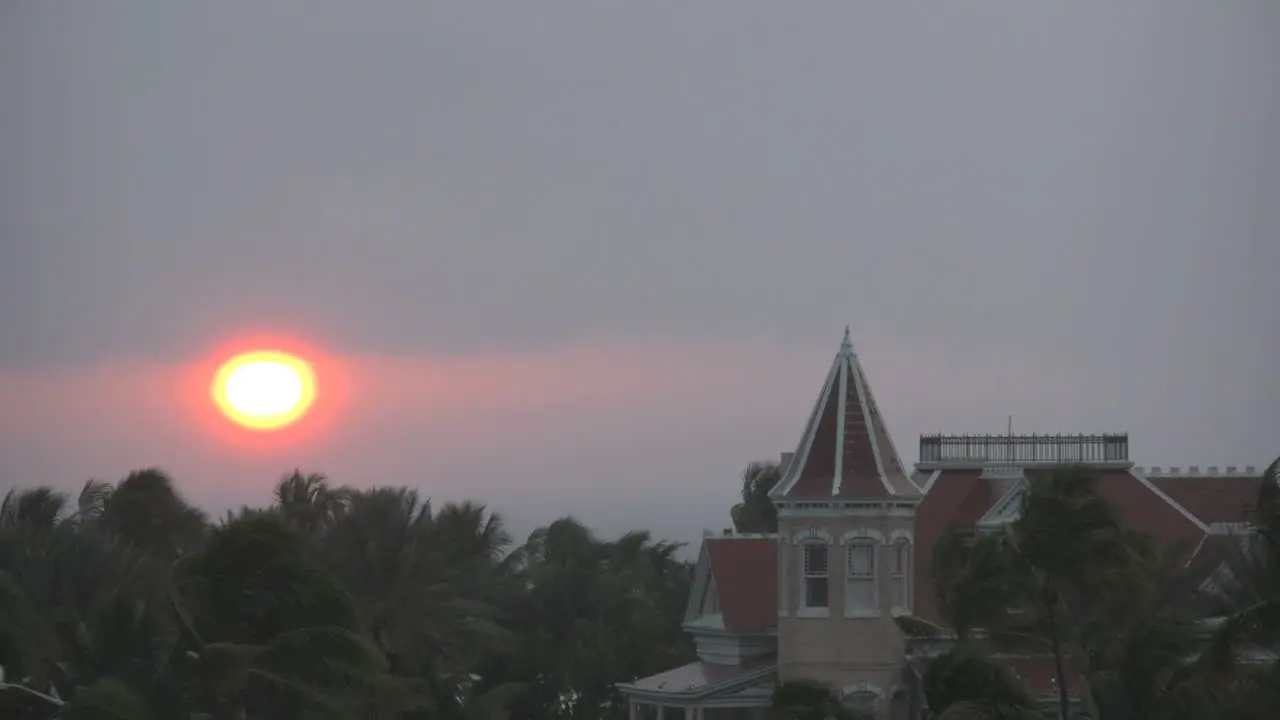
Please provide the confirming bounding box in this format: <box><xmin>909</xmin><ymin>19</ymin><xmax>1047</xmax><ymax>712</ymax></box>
<box><xmin>617</xmin><ymin>657</ymin><xmax>776</xmax><ymax>705</ymax></box>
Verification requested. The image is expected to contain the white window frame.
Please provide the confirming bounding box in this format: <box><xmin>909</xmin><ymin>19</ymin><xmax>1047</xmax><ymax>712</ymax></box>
<box><xmin>890</xmin><ymin>536</ymin><xmax>912</xmax><ymax>615</ymax></box>
<box><xmin>842</xmin><ymin>682</ymin><xmax>885</xmax><ymax>713</ymax></box>
<box><xmin>800</xmin><ymin>541</ymin><xmax>831</xmax><ymax>617</ymax></box>
<box><xmin>845</xmin><ymin>540</ymin><xmax>878</xmax><ymax>617</ymax></box>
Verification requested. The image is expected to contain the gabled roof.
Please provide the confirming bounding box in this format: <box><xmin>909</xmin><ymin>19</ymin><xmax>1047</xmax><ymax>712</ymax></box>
<box><xmin>771</xmin><ymin>329</ymin><xmax>918</xmax><ymax>500</ymax></box>
<box><xmin>910</xmin><ymin>465</ymin><xmax>1244</xmax><ymax>620</ymax></box>
<box><xmin>688</xmin><ymin>535</ymin><xmax>778</xmax><ymax>633</ymax></box>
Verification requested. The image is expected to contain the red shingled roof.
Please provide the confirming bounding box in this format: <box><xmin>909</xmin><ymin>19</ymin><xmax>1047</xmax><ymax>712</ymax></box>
<box><xmin>1090</xmin><ymin>469</ymin><xmax>1207</xmax><ymax>557</ymax></box>
<box><xmin>705</xmin><ymin>536</ymin><xmax>778</xmax><ymax>633</ymax></box>
<box><xmin>771</xmin><ymin>331</ymin><xmax>917</xmax><ymax>500</ymax></box>
<box><xmin>911</xmin><ymin>469</ymin><xmax>986</xmax><ymax>622</ymax></box>
<box><xmin>1149</xmin><ymin>475</ymin><xmax>1262</xmax><ymax>524</ymax></box>
<box><xmin>909</xmin><ymin>466</ymin><xmax>1234</xmax><ymax>618</ymax></box>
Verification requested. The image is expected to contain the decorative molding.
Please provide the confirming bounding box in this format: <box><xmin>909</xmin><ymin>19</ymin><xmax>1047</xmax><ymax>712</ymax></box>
<box><xmin>841</xmin><ymin>681</ymin><xmax>886</xmax><ymax>700</ymax></box>
<box><xmin>776</xmin><ymin>499</ymin><xmax>919</xmax><ymax>516</ymax></box>
<box><xmin>975</xmin><ymin>478</ymin><xmax>1029</xmax><ymax>528</ymax></box>
<box><xmin>1209</xmin><ymin>521</ymin><xmax>1254</xmax><ymax>535</ymax></box>
<box><xmin>791</xmin><ymin>526</ymin><xmax>834</xmax><ymax>545</ymax></box>
<box><xmin>889</xmin><ymin>528</ymin><xmax>913</xmax><ymax>544</ymax></box>
<box><xmin>840</xmin><ymin>528</ymin><xmax>886</xmax><ymax>545</ymax></box>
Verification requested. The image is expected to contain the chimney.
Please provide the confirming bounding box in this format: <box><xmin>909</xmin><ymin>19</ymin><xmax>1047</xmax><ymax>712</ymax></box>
<box><xmin>780</xmin><ymin>452</ymin><xmax>795</xmax><ymax>473</ymax></box>
<box><xmin>1227</xmin><ymin>466</ymin><xmax>1238</xmax><ymax>474</ymax></box>
<box><xmin>1246</xmin><ymin>466</ymin><xmax>1257</xmax><ymax>474</ymax></box>
<box><xmin>723</xmin><ymin>528</ymin><xmax>733</xmax><ymax>536</ymax></box>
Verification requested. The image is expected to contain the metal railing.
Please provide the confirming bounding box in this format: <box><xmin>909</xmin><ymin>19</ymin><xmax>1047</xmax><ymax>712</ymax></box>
<box><xmin>918</xmin><ymin>433</ymin><xmax>1129</xmax><ymax>464</ymax></box>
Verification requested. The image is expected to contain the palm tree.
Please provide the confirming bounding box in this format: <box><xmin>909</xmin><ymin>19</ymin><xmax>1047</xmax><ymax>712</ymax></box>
<box><xmin>171</xmin><ymin>513</ymin><xmax>416</xmax><ymax>719</ymax></box>
<box><xmin>997</xmin><ymin>468</ymin><xmax>1137</xmax><ymax>719</ymax></box>
<box><xmin>271</xmin><ymin>471</ymin><xmax>354</xmax><ymax>535</ymax></box>
<box><xmin>1184</xmin><ymin>455</ymin><xmax>1280</xmax><ymax>713</ymax></box>
<box><xmin>0</xmin><ymin>488</ymin><xmax>176</xmax><ymax>719</ymax></box>
<box><xmin>899</xmin><ymin>469</ymin><xmax>1138</xmax><ymax>719</ymax></box>
<box><xmin>731</xmin><ymin>461</ymin><xmax>781</xmax><ymax>534</ymax></box>
<box><xmin>316</xmin><ymin>488</ymin><xmax>515</xmax><ymax>718</ymax></box>
<box><xmin>77</xmin><ymin>469</ymin><xmax>208</xmax><ymax>557</ymax></box>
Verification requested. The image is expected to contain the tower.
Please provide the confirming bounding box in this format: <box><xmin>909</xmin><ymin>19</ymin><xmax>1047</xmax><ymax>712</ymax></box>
<box><xmin>768</xmin><ymin>329</ymin><xmax>921</xmax><ymax>714</ymax></box>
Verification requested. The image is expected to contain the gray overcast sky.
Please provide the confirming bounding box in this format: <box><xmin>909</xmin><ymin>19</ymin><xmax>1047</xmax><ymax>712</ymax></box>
<box><xmin>2</xmin><ymin>1</ymin><xmax>1277</xmax><ymax>552</ymax></box>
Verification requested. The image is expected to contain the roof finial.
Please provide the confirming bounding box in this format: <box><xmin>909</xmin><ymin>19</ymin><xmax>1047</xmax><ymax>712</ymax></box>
<box><xmin>840</xmin><ymin>325</ymin><xmax>853</xmax><ymax>354</ymax></box>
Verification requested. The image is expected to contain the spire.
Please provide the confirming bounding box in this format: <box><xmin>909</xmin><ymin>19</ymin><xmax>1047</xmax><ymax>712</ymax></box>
<box><xmin>770</xmin><ymin>329</ymin><xmax>918</xmax><ymax>500</ymax></box>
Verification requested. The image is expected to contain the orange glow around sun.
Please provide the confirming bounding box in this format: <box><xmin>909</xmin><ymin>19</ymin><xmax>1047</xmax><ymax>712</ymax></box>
<box><xmin>212</xmin><ymin>351</ymin><xmax>317</xmax><ymax>431</ymax></box>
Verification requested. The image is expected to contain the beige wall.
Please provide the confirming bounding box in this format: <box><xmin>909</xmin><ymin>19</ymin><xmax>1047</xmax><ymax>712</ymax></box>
<box><xmin>776</xmin><ymin>509</ymin><xmax>913</xmax><ymax>706</ymax></box>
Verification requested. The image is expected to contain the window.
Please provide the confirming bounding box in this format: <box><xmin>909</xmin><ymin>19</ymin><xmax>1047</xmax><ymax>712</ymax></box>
<box><xmin>891</xmin><ymin>537</ymin><xmax>911</xmax><ymax>611</ymax></box>
<box><xmin>846</xmin><ymin>541</ymin><xmax>877</xmax><ymax>614</ymax></box>
<box><xmin>802</xmin><ymin>542</ymin><xmax>829</xmax><ymax>609</ymax></box>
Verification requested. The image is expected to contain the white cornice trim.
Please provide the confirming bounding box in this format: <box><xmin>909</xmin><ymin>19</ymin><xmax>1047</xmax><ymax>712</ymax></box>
<box><xmin>920</xmin><ymin>469</ymin><xmax>943</xmax><ymax>494</ymax></box>
<box><xmin>975</xmin><ymin>477</ymin><xmax>1029</xmax><ymax>527</ymax></box>
<box><xmin>889</xmin><ymin>528</ymin><xmax>914</xmax><ymax>544</ymax></box>
<box><xmin>840</xmin><ymin>528</ymin><xmax>886</xmax><ymax>545</ymax></box>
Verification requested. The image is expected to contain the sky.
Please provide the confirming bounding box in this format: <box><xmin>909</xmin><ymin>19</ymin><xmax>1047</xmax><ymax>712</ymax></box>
<box><xmin>2</xmin><ymin>1</ymin><xmax>1277</xmax><ymax>553</ymax></box>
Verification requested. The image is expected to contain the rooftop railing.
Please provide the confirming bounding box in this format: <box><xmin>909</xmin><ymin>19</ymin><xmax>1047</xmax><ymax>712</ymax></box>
<box><xmin>918</xmin><ymin>433</ymin><xmax>1130</xmax><ymax>465</ymax></box>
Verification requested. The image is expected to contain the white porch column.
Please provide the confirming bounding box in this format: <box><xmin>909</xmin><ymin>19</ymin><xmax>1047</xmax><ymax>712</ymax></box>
<box><xmin>684</xmin><ymin>706</ymin><xmax>694</xmax><ymax>720</ymax></box>
<box><xmin>656</xmin><ymin>705</ymin><xmax>665</xmax><ymax>720</ymax></box>
<box><xmin>628</xmin><ymin>700</ymin><xmax>638</xmax><ymax>720</ymax></box>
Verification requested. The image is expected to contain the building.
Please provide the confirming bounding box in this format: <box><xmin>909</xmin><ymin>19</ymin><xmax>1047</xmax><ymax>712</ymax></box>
<box><xmin>617</xmin><ymin>330</ymin><xmax>1265</xmax><ymax>720</ymax></box>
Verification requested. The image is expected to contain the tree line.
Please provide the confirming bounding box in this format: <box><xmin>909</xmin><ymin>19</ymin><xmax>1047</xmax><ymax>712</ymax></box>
<box><xmin>3</xmin><ymin>456</ymin><xmax>1277</xmax><ymax>719</ymax></box>
<box><xmin>0</xmin><ymin>471</ymin><xmax>693</xmax><ymax>719</ymax></box>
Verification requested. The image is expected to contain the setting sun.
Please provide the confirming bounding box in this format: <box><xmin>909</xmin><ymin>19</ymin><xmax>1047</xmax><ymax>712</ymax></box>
<box><xmin>212</xmin><ymin>351</ymin><xmax>317</xmax><ymax>431</ymax></box>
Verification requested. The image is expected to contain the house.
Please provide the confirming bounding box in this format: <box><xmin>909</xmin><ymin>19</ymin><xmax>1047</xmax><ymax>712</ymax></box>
<box><xmin>617</xmin><ymin>330</ymin><xmax>1264</xmax><ymax>720</ymax></box>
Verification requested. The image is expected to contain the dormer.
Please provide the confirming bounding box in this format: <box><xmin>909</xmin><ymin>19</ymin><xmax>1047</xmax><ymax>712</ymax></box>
<box><xmin>682</xmin><ymin>535</ymin><xmax>778</xmax><ymax>665</ymax></box>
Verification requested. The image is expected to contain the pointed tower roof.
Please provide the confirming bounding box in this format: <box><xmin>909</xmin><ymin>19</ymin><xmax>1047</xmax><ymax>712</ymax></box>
<box><xmin>771</xmin><ymin>329</ymin><xmax>919</xmax><ymax>500</ymax></box>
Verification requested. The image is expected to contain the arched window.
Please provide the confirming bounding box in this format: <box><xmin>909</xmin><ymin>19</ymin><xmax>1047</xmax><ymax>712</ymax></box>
<box><xmin>842</xmin><ymin>682</ymin><xmax>885</xmax><ymax>714</ymax></box>
<box><xmin>802</xmin><ymin>541</ymin><xmax>829</xmax><ymax>610</ymax></box>
<box><xmin>845</xmin><ymin>540</ymin><xmax>877</xmax><ymax>615</ymax></box>
<box><xmin>891</xmin><ymin>535</ymin><xmax>912</xmax><ymax>612</ymax></box>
